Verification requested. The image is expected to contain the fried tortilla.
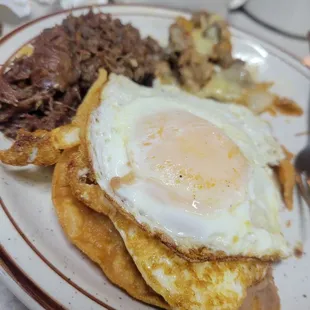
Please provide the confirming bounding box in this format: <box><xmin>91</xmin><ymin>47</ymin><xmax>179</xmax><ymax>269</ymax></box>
<box><xmin>52</xmin><ymin>148</ymin><xmax>169</xmax><ymax>309</ymax></box>
<box><xmin>54</xmin><ymin>148</ymin><xmax>280</xmax><ymax>310</ymax></box>
<box><xmin>0</xmin><ymin>124</ymin><xmax>79</xmax><ymax>166</ymax></box>
<box><xmin>111</xmin><ymin>211</ymin><xmax>269</xmax><ymax>310</ymax></box>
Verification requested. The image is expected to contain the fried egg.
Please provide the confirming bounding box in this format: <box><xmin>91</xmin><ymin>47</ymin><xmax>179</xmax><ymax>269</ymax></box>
<box><xmin>87</xmin><ymin>74</ymin><xmax>290</xmax><ymax>261</ymax></box>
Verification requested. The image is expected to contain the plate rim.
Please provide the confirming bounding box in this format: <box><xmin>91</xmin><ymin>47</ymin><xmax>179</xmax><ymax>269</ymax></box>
<box><xmin>0</xmin><ymin>4</ymin><xmax>309</xmax><ymax>310</ymax></box>
<box><xmin>0</xmin><ymin>245</ymin><xmax>61</xmax><ymax>310</ymax></box>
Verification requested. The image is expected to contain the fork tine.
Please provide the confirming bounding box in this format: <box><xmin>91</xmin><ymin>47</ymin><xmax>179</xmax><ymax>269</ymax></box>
<box><xmin>296</xmin><ymin>173</ymin><xmax>310</xmax><ymax>207</ymax></box>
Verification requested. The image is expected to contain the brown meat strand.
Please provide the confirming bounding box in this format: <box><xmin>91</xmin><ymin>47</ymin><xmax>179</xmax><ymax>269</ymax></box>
<box><xmin>0</xmin><ymin>11</ymin><xmax>163</xmax><ymax>139</ymax></box>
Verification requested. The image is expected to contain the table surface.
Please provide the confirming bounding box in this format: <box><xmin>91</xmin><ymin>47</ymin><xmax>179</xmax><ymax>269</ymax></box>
<box><xmin>0</xmin><ymin>2</ymin><xmax>308</xmax><ymax>310</ymax></box>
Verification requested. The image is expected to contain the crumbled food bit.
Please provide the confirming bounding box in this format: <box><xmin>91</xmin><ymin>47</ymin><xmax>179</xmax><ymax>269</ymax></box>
<box><xmin>155</xmin><ymin>61</ymin><xmax>177</xmax><ymax>85</ymax></box>
<box><xmin>273</xmin><ymin>97</ymin><xmax>303</xmax><ymax>116</ymax></box>
<box><xmin>12</xmin><ymin>45</ymin><xmax>34</xmax><ymax>61</ymax></box>
<box><xmin>302</xmin><ymin>56</ymin><xmax>310</xmax><ymax>68</ymax></box>
<box><xmin>110</xmin><ymin>177</ymin><xmax>121</xmax><ymax>191</ymax></box>
<box><xmin>191</xmin><ymin>12</ymin><xmax>233</xmax><ymax>66</ymax></box>
<box><xmin>266</xmin><ymin>105</ymin><xmax>277</xmax><ymax>116</ymax></box>
<box><xmin>0</xmin><ymin>124</ymin><xmax>79</xmax><ymax>166</ymax></box>
<box><xmin>276</xmin><ymin>147</ymin><xmax>295</xmax><ymax>210</ymax></box>
<box><xmin>286</xmin><ymin>220</ymin><xmax>291</xmax><ymax>228</ymax></box>
<box><xmin>295</xmin><ymin>131</ymin><xmax>310</xmax><ymax>137</ymax></box>
<box><xmin>178</xmin><ymin>49</ymin><xmax>214</xmax><ymax>92</ymax></box>
<box><xmin>277</xmin><ymin>159</ymin><xmax>295</xmax><ymax>210</ymax></box>
<box><xmin>294</xmin><ymin>242</ymin><xmax>304</xmax><ymax>258</ymax></box>
<box><xmin>282</xmin><ymin>146</ymin><xmax>294</xmax><ymax>161</ymax></box>
<box><xmin>176</xmin><ymin>16</ymin><xmax>194</xmax><ymax>33</ymax></box>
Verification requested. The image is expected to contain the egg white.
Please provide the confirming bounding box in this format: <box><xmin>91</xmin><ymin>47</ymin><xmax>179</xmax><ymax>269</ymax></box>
<box><xmin>88</xmin><ymin>74</ymin><xmax>290</xmax><ymax>259</ymax></box>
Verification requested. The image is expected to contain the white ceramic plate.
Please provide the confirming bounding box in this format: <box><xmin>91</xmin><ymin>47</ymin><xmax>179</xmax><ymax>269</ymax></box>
<box><xmin>0</xmin><ymin>5</ymin><xmax>309</xmax><ymax>310</ymax></box>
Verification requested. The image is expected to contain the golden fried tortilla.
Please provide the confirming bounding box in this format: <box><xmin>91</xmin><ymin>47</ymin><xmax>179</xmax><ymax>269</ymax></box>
<box><xmin>52</xmin><ymin>149</ymin><xmax>169</xmax><ymax>309</ymax></box>
<box><xmin>0</xmin><ymin>124</ymin><xmax>79</xmax><ymax>166</ymax></box>
<box><xmin>111</xmin><ymin>210</ymin><xmax>269</xmax><ymax>310</ymax></box>
<box><xmin>56</xmin><ymin>148</ymin><xmax>279</xmax><ymax>310</ymax></box>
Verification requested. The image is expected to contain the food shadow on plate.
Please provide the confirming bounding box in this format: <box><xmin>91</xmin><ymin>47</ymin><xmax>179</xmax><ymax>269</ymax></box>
<box><xmin>0</xmin><ymin>165</ymin><xmax>54</xmax><ymax>185</ymax></box>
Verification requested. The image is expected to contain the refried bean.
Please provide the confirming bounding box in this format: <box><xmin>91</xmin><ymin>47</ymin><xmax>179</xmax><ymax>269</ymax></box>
<box><xmin>239</xmin><ymin>270</ymin><xmax>280</xmax><ymax>310</ymax></box>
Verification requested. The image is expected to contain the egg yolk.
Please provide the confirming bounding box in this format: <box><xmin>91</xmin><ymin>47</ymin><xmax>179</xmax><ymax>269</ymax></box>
<box><xmin>132</xmin><ymin>110</ymin><xmax>249</xmax><ymax>215</ymax></box>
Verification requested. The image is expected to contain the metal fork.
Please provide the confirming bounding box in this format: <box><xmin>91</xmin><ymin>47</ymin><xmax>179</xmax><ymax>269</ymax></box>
<box><xmin>295</xmin><ymin>93</ymin><xmax>310</xmax><ymax>207</ymax></box>
<box><xmin>295</xmin><ymin>145</ymin><xmax>310</xmax><ymax>207</ymax></box>
<box><xmin>295</xmin><ymin>32</ymin><xmax>310</xmax><ymax>206</ymax></box>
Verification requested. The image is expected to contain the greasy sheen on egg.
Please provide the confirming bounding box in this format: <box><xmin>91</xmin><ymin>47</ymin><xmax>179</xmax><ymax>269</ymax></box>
<box><xmin>88</xmin><ymin>74</ymin><xmax>290</xmax><ymax>259</ymax></box>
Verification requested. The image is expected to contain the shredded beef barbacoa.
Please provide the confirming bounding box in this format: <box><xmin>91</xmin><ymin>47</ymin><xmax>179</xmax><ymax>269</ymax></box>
<box><xmin>0</xmin><ymin>11</ymin><xmax>163</xmax><ymax>138</ymax></box>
